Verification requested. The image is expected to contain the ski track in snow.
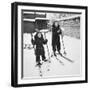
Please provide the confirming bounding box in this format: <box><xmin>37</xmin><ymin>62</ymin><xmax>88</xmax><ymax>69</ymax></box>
<box><xmin>23</xmin><ymin>32</ymin><xmax>81</xmax><ymax>79</ymax></box>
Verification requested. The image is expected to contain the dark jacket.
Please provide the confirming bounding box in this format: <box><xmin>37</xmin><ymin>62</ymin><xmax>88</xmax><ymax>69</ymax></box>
<box><xmin>31</xmin><ymin>33</ymin><xmax>47</xmax><ymax>55</ymax></box>
<box><xmin>52</xmin><ymin>25</ymin><xmax>62</xmax><ymax>45</ymax></box>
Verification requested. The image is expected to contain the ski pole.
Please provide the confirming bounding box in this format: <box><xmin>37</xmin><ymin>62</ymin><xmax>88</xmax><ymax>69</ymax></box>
<box><xmin>61</xmin><ymin>35</ymin><xmax>67</xmax><ymax>55</ymax></box>
<box><xmin>44</xmin><ymin>33</ymin><xmax>51</xmax><ymax>63</ymax></box>
<box><xmin>31</xmin><ymin>33</ymin><xmax>36</xmax><ymax>53</ymax></box>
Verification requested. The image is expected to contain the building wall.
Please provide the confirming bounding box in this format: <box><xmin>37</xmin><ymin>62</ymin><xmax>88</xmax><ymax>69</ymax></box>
<box><xmin>22</xmin><ymin>11</ymin><xmax>48</xmax><ymax>33</ymax></box>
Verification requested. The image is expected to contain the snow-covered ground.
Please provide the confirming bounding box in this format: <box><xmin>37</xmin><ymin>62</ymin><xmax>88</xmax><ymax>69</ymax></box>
<box><xmin>23</xmin><ymin>31</ymin><xmax>81</xmax><ymax>79</ymax></box>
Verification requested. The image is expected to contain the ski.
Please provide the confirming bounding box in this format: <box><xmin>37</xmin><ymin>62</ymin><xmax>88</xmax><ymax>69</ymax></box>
<box><xmin>51</xmin><ymin>54</ymin><xmax>64</xmax><ymax>65</ymax></box>
<box><xmin>56</xmin><ymin>53</ymin><xmax>74</xmax><ymax>63</ymax></box>
<box><xmin>38</xmin><ymin>64</ymin><xmax>43</xmax><ymax>77</ymax></box>
<box><xmin>55</xmin><ymin>56</ymin><xmax>64</xmax><ymax>65</ymax></box>
<box><xmin>60</xmin><ymin>35</ymin><xmax>74</xmax><ymax>63</ymax></box>
<box><xmin>36</xmin><ymin>63</ymin><xmax>43</xmax><ymax>77</ymax></box>
<box><xmin>43</xmin><ymin>32</ymin><xmax>51</xmax><ymax>71</ymax></box>
<box><xmin>61</xmin><ymin>35</ymin><xmax>67</xmax><ymax>55</ymax></box>
<box><xmin>43</xmin><ymin>59</ymin><xmax>50</xmax><ymax>71</ymax></box>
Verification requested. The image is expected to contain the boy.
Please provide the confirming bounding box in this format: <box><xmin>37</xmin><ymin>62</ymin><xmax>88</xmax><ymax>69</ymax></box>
<box><xmin>52</xmin><ymin>21</ymin><xmax>63</xmax><ymax>56</ymax></box>
<box><xmin>31</xmin><ymin>32</ymin><xmax>48</xmax><ymax>66</ymax></box>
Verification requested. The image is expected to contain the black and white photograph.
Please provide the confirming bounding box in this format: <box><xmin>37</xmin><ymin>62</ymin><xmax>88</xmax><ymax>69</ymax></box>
<box><xmin>11</xmin><ymin>2</ymin><xmax>88</xmax><ymax>87</ymax></box>
<box><xmin>22</xmin><ymin>11</ymin><xmax>81</xmax><ymax>78</ymax></box>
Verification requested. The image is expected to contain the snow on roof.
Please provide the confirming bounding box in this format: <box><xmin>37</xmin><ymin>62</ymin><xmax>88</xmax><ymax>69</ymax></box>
<box><xmin>35</xmin><ymin>17</ymin><xmax>49</xmax><ymax>21</ymax></box>
<box><xmin>36</xmin><ymin>12</ymin><xmax>46</xmax><ymax>15</ymax></box>
<box><xmin>23</xmin><ymin>18</ymin><xmax>35</xmax><ymax>22</ymax></box>
<box><xmin>23</xmin><ymin>11</ymin><xmax>35</xmax><ymax>14</ymax></box>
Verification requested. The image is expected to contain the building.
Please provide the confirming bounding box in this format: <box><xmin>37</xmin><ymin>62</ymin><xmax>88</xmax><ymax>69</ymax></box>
<box><xmin>22</xmin><ymin>11</ymin><xmax>49</xmax><ymax>33</ymax></box>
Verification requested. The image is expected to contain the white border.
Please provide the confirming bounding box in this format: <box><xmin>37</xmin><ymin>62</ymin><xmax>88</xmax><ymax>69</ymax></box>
<box><xmin>18</xmin><ymin>5</ymin><xmax>86</xmax><ymax>84</ymax></box>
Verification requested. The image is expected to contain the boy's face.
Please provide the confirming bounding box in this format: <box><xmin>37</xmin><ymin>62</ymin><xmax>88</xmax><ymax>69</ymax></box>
<box><xmin>55</xmin><ymin>21</ymin><xmax>58</xmax><ymax>26</ymax></box>
<box><xmin>38</xmin><ymin>33</ymin><xmax>41</xmax><ymax>38</ymax></box>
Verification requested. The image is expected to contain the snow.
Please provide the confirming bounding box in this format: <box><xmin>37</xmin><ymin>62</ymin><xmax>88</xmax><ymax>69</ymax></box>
<box><xmin>23</xmin><ymin>31</ymin><xmax>81</xmax><ymax>79</ymax></box>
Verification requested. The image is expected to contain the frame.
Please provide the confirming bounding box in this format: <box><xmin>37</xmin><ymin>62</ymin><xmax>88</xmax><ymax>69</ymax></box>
<box><xmin>11</xmin><ymin>2</ymin><xmax>88</xmax><ymax>87</ymax></box>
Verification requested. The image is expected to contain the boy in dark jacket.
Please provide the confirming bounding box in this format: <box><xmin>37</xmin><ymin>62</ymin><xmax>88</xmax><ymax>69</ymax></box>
<box><xmin>52</xmin><ymin>21</ymin><xmax>62</xmax><ymax>56</ymax></box>
<box><xmin>31</xmin><ymin>32</ymin><xmax>48</xmax><ymax>65</ymax></box>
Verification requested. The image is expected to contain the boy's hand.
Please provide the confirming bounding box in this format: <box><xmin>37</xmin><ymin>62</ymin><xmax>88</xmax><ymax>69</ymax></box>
<box><xmin>57</xmin><ymin>30</ymin><xmax>60</xmax><ymax>33</ymax></box>
<box><xmin>43</xmin><ymin>39</ymin><xmax>48</xmax><ymax>44</ymax></box>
